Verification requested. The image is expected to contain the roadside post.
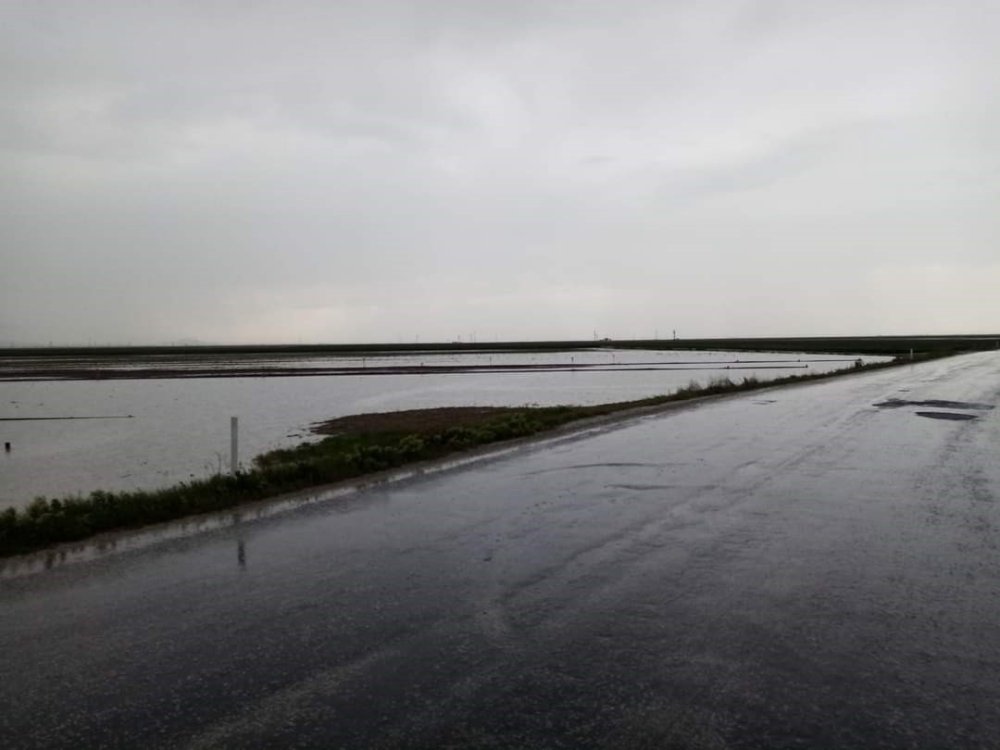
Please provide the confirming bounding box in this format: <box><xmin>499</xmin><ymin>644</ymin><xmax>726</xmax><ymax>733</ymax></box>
<box><xmin>230</xmin><ymin>417</ymin><xmax>239</xmax><ymax>474</ymax></box>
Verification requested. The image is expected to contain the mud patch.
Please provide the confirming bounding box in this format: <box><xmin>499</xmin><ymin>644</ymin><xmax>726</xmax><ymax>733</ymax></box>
<box><xmin>915</xmin><ymin>411</ymin><xmax>979</xmax><ymax>421</ymax></box>
<box><xmin>312</xmin><ymin>406</ymin><xmax>514</xmax><ymax>435</ymax></box>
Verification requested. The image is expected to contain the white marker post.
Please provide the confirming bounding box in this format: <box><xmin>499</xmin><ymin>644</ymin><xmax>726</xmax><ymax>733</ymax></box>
<box><xmin>230</xmin><ymin>416</ymin><xmax>239</xmax><ymax>474</ymax></box>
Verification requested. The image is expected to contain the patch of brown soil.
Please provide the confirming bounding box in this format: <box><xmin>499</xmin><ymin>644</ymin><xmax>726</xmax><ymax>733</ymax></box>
<box><xmin>312</xmin><ymin>406</ymin><xmax>519</xmax><ymax>436</ymax></box>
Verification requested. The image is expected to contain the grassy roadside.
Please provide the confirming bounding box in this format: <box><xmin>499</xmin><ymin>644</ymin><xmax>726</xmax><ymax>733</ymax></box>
<box><xmin>0</xmin><ymin>354</ymin><xmax>934</xmax><ymax>557</ymax></box>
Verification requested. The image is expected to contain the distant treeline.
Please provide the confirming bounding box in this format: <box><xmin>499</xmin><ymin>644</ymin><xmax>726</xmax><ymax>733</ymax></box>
<box><xmin>3</xmin><ymin>334</ymin><xmax>998</xmax><ymax>360</ymax></box>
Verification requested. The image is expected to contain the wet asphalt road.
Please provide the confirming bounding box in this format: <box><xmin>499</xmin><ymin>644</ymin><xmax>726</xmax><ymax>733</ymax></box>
<box><xmin>2</xmin><ymin>352</ymin><xmax>1000</xmax><ymax>749</ymax></box>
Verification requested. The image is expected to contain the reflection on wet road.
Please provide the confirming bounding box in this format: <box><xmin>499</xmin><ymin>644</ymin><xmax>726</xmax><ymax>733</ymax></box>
<box><xmin>1</xmin><ymin>352</ymin><xmax>999</xmax><ymax>748</ymax></box>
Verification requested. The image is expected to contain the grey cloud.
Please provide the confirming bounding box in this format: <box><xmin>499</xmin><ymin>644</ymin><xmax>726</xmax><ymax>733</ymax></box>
<box><xmin>1</xmin><ymin>0</ymin><xmax>998</xmax><ymax>344</ymax></box>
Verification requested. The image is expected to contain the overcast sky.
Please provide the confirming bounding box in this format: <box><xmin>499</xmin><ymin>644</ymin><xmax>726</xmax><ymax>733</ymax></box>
<box><xmin>2</xmin><ymin>1</ymin><xmax>998</xmax><ymax>345</ymax></box>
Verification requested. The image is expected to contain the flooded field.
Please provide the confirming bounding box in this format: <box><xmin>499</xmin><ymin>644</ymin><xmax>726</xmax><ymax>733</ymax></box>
<box><xmin>0</xmin><ymin>349</ymin><xmax>885</xmax><ymax>508</ymax></box>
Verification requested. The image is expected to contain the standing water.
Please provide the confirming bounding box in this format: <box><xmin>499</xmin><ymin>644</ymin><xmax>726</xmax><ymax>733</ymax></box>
<box><xmin>0</xmin><ymin>349</ymin><xmax>885</xmax><ymax>508</ymax></box>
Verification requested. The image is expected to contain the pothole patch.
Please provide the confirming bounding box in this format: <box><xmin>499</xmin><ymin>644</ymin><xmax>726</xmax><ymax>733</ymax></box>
<box><xmin>915</xmin><ymin>411</ymin><xmax>979</xmax><ymax>421</ymax></box>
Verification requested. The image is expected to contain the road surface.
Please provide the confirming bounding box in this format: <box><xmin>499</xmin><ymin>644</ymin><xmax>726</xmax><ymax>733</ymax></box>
<box><xmin>2</xmin><ymin>352</ymin><xmax>999</xmax><ymax>748</ymax></box>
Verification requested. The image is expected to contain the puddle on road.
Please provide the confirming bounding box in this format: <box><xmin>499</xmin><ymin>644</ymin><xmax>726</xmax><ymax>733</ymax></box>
<box><xmin>873</xmin><ymin>397</ymin><xmax>992</xmax><ymax>423</ymax></box>
<box><xmin>915</xmin><ymin>411</ymin><xmax>979</xmax><ymax>421</ymax></box>
<box><xmin>526</xmin><ymin>462</ymin><xmax>664</xmax><ymax>476</ymax></box>
<box><xmin>607</xmin><ymin>483</ymin><xmax>677</xmax><ymax>492</ymax></box>
<box><xmin>873</xmin><ymin>398</ymin><xmax>994</xmax><ymax>411</ymax></box>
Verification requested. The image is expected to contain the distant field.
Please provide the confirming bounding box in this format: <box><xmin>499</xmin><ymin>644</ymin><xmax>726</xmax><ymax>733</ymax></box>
<box><xmin>3</xmin><ymin>334</ymin><xmax>999</xmax><ymax>360</ymax></box>
<box><xmin>0</xmin><ymin>335</ymin><xmax>956</xmax><ymax>382</ymax></box>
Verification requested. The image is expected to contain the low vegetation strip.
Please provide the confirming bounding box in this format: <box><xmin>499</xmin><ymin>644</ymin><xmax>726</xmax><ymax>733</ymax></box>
<box><xmin>0</xmin><ymin>355</ymin><xmax>926</xmax><ymax>557</ymax></box>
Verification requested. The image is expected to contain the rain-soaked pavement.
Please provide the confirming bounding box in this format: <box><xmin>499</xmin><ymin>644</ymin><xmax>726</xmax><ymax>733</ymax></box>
<box><xmin>2</xmin><ymin>352</ymin><xmax>999</xmax><ymax>749</ymax></box>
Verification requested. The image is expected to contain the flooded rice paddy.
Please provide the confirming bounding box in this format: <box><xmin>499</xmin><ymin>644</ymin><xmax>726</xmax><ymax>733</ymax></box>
<box><xmin>0</xmin><ymin>349</ymin><xmax>884</xmax><ymax>508</ymax></box>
